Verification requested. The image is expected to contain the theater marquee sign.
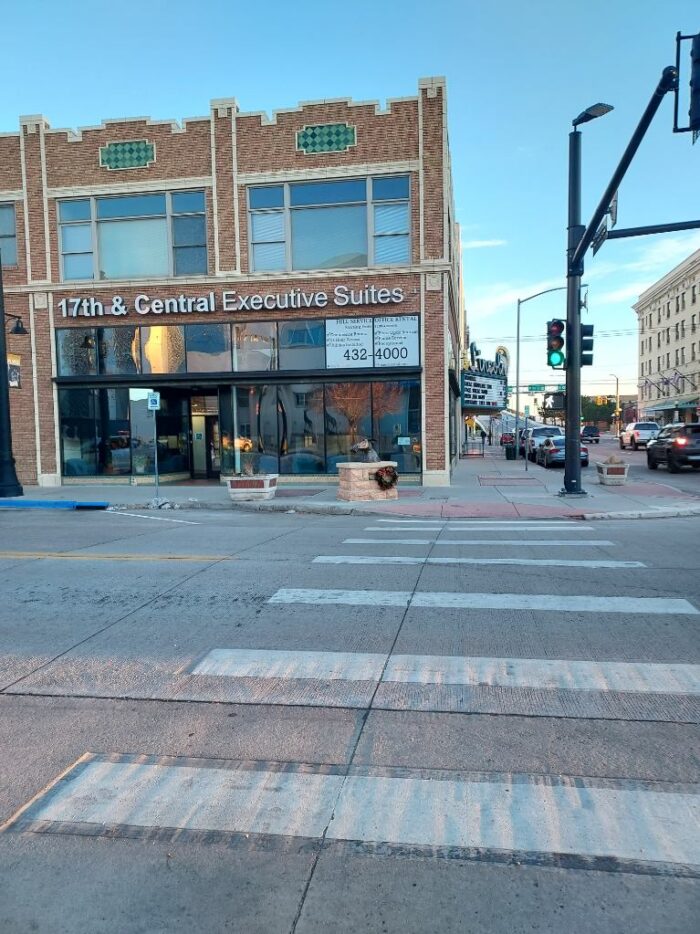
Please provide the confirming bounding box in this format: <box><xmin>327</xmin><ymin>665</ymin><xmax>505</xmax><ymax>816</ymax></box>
<box><xmin>58</xmin><ymin>284</ymin><xmax>407</xmax><ymax>318</ymax></box>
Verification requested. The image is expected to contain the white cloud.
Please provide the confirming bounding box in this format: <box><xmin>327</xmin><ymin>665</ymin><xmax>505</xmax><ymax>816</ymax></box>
<box><xmin>467</xmin><ymin>277</ymin><xmax>564</xmax><ymax>320</ymax></box>
<box><xmin>461</xmin><ymin>238</ymin><xmax>508</xmax><ymax>250</ymax></box>
<box><xmin>594</xmin><ymin>282</ymin><xmax>653</xmax><ymax>305</ymax></box>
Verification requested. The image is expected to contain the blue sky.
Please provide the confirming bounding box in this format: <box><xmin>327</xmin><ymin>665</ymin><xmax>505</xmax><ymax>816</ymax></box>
<box><xmin>2</xmin><ymin>0</ymin><xmax>698</xmax><ymax>401</ymax></box>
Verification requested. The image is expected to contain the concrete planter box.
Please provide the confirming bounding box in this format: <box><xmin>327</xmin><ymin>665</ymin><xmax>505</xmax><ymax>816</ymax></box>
<box><xmin>596</xmin><ymin>462</ymin><xmax>629</xmax><ymax>485</ymax></box>
<box><xmin>226</xmin><ymin>475</ymin><xmax>278</xmax><ymax>502</ymax></box>
<box><xmin>337</xmin><ymin>461</ymin><xmax>398</xmax><ymax>502</ymax></box>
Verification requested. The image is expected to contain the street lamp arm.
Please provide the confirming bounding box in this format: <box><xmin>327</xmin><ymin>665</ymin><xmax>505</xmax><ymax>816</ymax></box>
<box><xmin>518</xmin><ymin>285</ymin><xmax>567</xmax><ymax>306</ymax></box>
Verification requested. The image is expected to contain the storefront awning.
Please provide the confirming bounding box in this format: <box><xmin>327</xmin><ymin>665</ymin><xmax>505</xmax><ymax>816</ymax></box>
<box><xmin>643</xmin><ymin>395</ymin><xmax>698</xmax><ymax>413</ymax></box>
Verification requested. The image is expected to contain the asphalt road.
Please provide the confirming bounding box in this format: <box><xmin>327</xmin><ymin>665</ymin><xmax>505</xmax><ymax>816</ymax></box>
<box><xmin>0</xmin><ymin>506</ymin><xmax>698</xmax><ymax>933</ymax></box>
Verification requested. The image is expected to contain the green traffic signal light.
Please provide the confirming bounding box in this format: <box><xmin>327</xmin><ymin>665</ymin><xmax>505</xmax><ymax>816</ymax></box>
<box><xmin>546</xmin><ymin>319</ymin><xmax>566</xmax><ymax>369</ymax></box>
<box><xmin>548</xmin><ymin>349</ymin><xmax>566</xmax><ymax>367</ymax></box>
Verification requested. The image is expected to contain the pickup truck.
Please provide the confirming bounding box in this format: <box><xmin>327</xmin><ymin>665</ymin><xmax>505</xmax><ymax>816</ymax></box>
<box><xmin>619</xmin><ymin>421</ymin><xmax>659</xmax><ymax>450</ymax></box>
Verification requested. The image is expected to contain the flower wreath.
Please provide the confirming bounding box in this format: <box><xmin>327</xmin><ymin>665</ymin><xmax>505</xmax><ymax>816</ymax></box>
<box><xmin>375</xmin><ymin>465</ymin><xmax>399</xmax><ymax>489</ymax></box>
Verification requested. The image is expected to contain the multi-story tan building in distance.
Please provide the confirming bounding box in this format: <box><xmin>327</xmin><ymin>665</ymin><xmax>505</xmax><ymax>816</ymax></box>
<box><xmin>1</xmin><ymin>77</ymin><xmax>463</xmax><ymax>486</ymax></box>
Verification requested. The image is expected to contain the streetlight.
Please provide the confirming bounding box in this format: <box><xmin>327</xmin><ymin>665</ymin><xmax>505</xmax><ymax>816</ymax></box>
<box><xmin>564</xmin><ymin>102</ymin><xmax>614</xmax><ymax>495</ymax></box>
<box><xmin>610</xmin><ymin>373</ymin><xmax>620</xmax><ymax>435</ymax></box>
<box><xmin>0</xmin><ymin>253</ymin><xmax>25</xmax><ymax>497</ymax></box>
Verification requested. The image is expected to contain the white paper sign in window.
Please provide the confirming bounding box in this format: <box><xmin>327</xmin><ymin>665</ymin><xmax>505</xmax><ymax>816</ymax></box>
<box><xmin>373</xmin><ymin>315</ymin><xmax>419</xmax><ymax>367</ymax></box>
<box><xmin>325</xmin><ymin>317</ymin><xmax>373</xmax><ymax>368</ymax></box>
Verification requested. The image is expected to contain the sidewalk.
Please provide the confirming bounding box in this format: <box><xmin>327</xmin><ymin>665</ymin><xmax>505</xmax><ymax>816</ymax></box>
<box><xmin>4</xmin><ymin>446</ymin><xmax>700</xmax><ymax>520</ymax></box>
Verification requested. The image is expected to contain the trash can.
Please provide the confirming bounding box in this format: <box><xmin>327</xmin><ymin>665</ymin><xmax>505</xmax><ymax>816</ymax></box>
<box><xmin>505</xmin><ymin>444</ymin><xmax>517</xmax><ymax>461</ymax></box>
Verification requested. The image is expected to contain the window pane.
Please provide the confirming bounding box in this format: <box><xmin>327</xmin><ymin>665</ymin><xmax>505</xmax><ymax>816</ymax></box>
<box><xmin>140</xmin><ymin>325</ymin><xmax>186</xmax><ymax>374</ymax></box>
<box><xmin>173</xmin><ymin>215</ymin><xmax>206</xmax><ymax>247</ymax></box>
<box><xmin>233</xmin><ymin>322</ymin><xmax>277</xmax><ymax>371</ymax></box>
<box><xmin>278</xmin><ymin>320</ymin><xmax>325</xmax><ymax>370</ymax></box>
<box><xmin>0</xmin><ymin>204</ymin><xmax>15</xmax><ymax>235</ymax></box>
<box><xmin>251</xmin><ymin>212</ymin><xmax>285</xmax><ymax>243</ymax></box>
<box><xmin>372</xmin><ymin>380</ymin><xmax>421</xmax><ymax>473</ymax></box>
<box><xmin>96</xmin><ymin>388</ymin><xmax>132</xmax><ymax>475</ymax></box>
<box><xmin>291</xmin><ymin>205</ymin><xmax>367</xmax><ymax>269</ymax></box>
<box><xmin>56</xmin><ymin>328</ymin><xmax>97</xmax><ymax>376</ymax></box>
<box><xmin>374</xmin><ymin>234</ymin><xmax>409</xmax><ymax>265</ymax></box>
<box><xmin>372</xmin><ymin>176</ymin><xmax>409</xmax><ymax>201</ymax></box>
<box><xmin>290</xmin><ymin>179</ymin><xmax>366</xmax><ymax>206</ymax></box>
<box><xmin>234</xmin><ymin>385</ymin><xmax>279</xmax><ymax>474</ymax></box>
<box><xmin>374</xmin><ymin>202</ymin><xmax>409</xmax><ymax>235</ymax></box>
<box><xmin>0</xmin><ymin>235</ymin><xmax>17</xmax><ymax>266</ymax></box>
<box><xmin>59</xmin><ymin>200</ymin><xmax>91</xmax><ymax>222</ymax></box>
<box><xmin>97</xmin><ymin>218</ymin><xmax>169</xmax><ymax>278</ymax></box>
<box><xmin>96</xmin><ymin>326</ymin><xmax>141</xmax><ymax>376</ymax></box>
<box><xmin>61</xmin><ymin>223</ymin><xmax>92</xmax><ymax>253</ymax></box>
<box><xmin>59</xmin><ymin>388</ymin><xmax>97</xmax><ymax>476</ymax></box>
<box><xmin>171</xmin><ymin>190</ymin><xmax>205</xmax><ymax>213</ymax></box>
<box><xmin>249</xmin><ymin>186</ymin><xmax>284</xmax><ymax>209</ymax></box>
<box><xmin>96</xmin><ymin>194</ymin><xmax>166</xmax><ymax>219</ymax></box>
<box><xmin>325</xmin><ymin>382</ymin><xmax>371</xmax><ymax>473</ymax></box>
<box><xmin>253</xmin><ymin>242</ymin><xmax>286</xmax><ymax>271</ymax></box>
<box><xmin>63</xmin><ymin>252</ymin><xmax>94</xmax><ymax>280</ymax></box>
<box><xmin>186</xmin><ymin>323</ymin><xmax>232</xmax><ymax>372</ymax></box>
<box><xmin>277</xmin><ymin>384</ymin><xmax>325</xmax><ymax>474</ymax></box>
<box><xmin>174</xmin><ymin>246</ymin><xmax>208</xmax><ymax>275</ymax></box>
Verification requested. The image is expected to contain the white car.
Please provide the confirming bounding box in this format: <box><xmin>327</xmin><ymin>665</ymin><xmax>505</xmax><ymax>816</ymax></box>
<box><xmin>619</xmin><ymin>422</ymin><xmax>659</xmax><ymax>450</ymax></box>
<box><xmin>525</xmin><ymin>425</ymin><xmax>564</xmax><ymax>461</ymax></box>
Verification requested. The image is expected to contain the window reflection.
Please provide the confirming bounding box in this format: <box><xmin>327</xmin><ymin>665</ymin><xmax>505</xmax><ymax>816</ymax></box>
<box><xmin>141</xmin><ymin>326</ymin><xmax>186</xmax><ymax>374</ymax></box>
<box><xmin>232</xmin><ymin>385</ymin><xmax>278</xmax><ymax>474</ymax></box>
<box><xmin>185</xmin><ymin>324</ymin><xmax>232</xmax><ymax>372</ymax></box>
<box><xmin>278</xmin><ymin>320</ymin><xmax>325</xmax><ymax>370</ymax></box>
<box><xmin>59</xmin><ymin>388</ymin><xmax>130</xmax><ymax>476</ymax></box>
<box><xmin>278</xmin><ymin>384</ymin><xmax>325</xmax><ymax>474</ymax></box>
<box><xmin>372</xmin><ymin>380</ymin><xmax>421</xmax><ymax>473</ymax></box>
<box><xmin>96</xmin><ymin>326</ymin><xmax>140</xmax><ymax>376</ymax></box>
<box><xmin>324</xmin><ymin>382</ymin><xmax>371</xmax><ymax>473</ymax></box>
<box><xmin>57</xmin><ymin>328</ymin><xmax>97</xmax><ymax>376</ymax></box>
<box><xmin>233</xmin><ymin>322</ymin><xmax>277</xmax><ymax>371</ymax></box>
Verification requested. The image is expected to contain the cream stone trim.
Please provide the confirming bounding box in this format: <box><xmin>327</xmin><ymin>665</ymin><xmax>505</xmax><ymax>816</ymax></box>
<box><xmin>237</xmin><ymin>94</ymin><xmax>419</xmax><ymax>127</ymax></box>
<box><xmin>47</xmin><ymin>177</ymin><xmax>213</xmax><ymax>199</ymax></box>
<box><xmin>0</xmin><ymin>190</ymin><xmax>24</xmax><ymax>201</ymax></box>
<box><xmin>209</xmin><ymin>107</ymin><xmax>221</xmax><ymax>275</ymax></box>
<box><xmin>48</xmin><ymin>293</ymin><xmax>62</xmax><ymax>481</ymax></box>
<box><xmin>18</xmin><ymin>129</ymin><xmax>32</xmax><ymax>280</ymax></box>
<box><xmin>419</xmin><ymin>274</ymin><xmax>427</xmax><ymax>475</ymax></box>
<box><xmin>29</xmin><ymin>295</ymin><xmax>42</xmax><ymax>477</ymax></box>
<box><xmin>232</xmin><ymin>108</ymin><xmax>241</xmax><ymax>273</ymax></box>
<box><xmin>237</xmin><ymin>161</ymin><xmax>419</xmax><ymax>186</ymax></box>
<box><xmin>46</xmin><ymin>115</ymin><xmax>209</xmax><ymax>143</ymax></box>
<box><xmin>422</xmin><ymin>468</ymin><xmax>450</xmax><ymax>486</ymax></box>
<box><xmin>39</xmin><ymin>126</ymin><xmax>52</xmax><ymax>281</ymax></box>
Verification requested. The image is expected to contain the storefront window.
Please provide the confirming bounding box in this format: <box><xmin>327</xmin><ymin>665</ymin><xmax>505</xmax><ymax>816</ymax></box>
<box><xmin>278</xmin><ymin>383</ymin><xmax>325</xmax><ymax>474</ymax></box>
<box><xmin>141</xmin><ymin>325</ymin><xmax>186</xmax><ymax>374</ymax></box>
<box><xmin>233</xmin><ymin>322</ymin><xmax>277</xmax><ymax>371</ymax></box>
<box><xmin>232</xmin><ymin>385</ymin><xmax>278</xmax><ymax>474</ymax></box>
<box><xmin>372</xmin><ymin>380</ymin><xmax>421</xmax><ymax>473</ymax></box>
<box><xmin>324</xmin><ymin>382</ymin><xmax>371</xmax><ymax>473</ymax></box>
<box><xmin>129</xmin><ymin>389</ymin><xmax>189</xmax><ymax>476</ymax></box>
<box><xmin>57</xmin><ymin>328</ymin><xmax>97</xmax><ymax>376</ymax></box>
<box><xmin>59</xmin><ymin>388</ymin><xmax>130</xmax><ymax>476</ymax></box>
<box><xmin>185</xmin><ymin>323</ymin><xmax>232</xmax><ymax>372</ymax></box>
<box><xmin>96</xmin><ymin>326</ymin><xmax>141</xmax><ymax>376</ymax></box>
<box><xmin>278</xmin><ymin>320</ymin><xmax>325</xmax><ymax>370</ymax></box>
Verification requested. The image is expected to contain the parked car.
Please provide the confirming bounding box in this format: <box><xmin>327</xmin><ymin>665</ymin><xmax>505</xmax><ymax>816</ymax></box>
<box><xmin>581</xmin><ymin>425</ymin><xmax>600</xmax><ymax>443</ymax></box>
<box><xmin>500</xmin><ymin>431</ymin><xmax>515</xmax><ymax>446</ymax></box>
<box><xmin>619</xmin><ymin>421</ymin><xmax>659</xmax><ymax>450</ymax></box>
<box><xmin>536</xmin><ymin>437</ymin><xmax>589</xmax><ymax>468</ymax></box>
<box><xmin>526</xmin><ymin>425</ymin><xmax>564</xmax><ymax>461</ymax></box>
<box><xmin>646</xmin><ymin>423</ymin><xmax>700</xmax><ymax>473</ymax></box>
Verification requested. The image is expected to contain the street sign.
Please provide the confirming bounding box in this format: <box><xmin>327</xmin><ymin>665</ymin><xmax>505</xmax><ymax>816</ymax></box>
<box><xmin>609</xmin><ymin>191</ymin><xmax>618</xmax><ymax>228</ymax></box>
<box><xmin>524</xmin><ymin>405</ymin><xmax>530</xmax><ymax>416</ymax></box>
<box><xmin>528</xmin><ymin>384</ymin><xmax>545</xmax><ymax>392</ymax></box>
<box><xmin>557</xmin><ymin>384</ymin><xmax>566</xmax><ymax>391</ymax></box>
<box><xmin>543</xmin><ymin>392</ymin><xmax>566</xmax><ymax>411</ymax></box>
<box><xmin>147</xmin><ymin>391</ymin><xmax>161</xmax><ymax>411</ymax></box>
<box><xmin>592</xmin><ymin>221</ymin><xmax>608</xmax><ymax>256</ymax></box>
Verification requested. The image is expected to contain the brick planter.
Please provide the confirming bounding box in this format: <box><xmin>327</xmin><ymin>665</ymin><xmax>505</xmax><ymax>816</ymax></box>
<box><xmin>226</xmin><ymin>475</ymin><xmax>278</xmax><ymax>502</ymax></box>
<box><xmin>595</xmin><ymin>462</ymin><xmax>629</xmax><ymax>486</ymax></box>
<box><xmin>337</xmin><ymin>461</ymin><xmax>398</xmax><ymax>501</ymax></box>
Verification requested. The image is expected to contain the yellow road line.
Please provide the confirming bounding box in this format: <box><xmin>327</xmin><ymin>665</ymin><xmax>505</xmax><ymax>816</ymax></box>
<box><xmin>0</xmin><ymin>551</ymin><xmax>235</xmax><ymax>562</ymax></box>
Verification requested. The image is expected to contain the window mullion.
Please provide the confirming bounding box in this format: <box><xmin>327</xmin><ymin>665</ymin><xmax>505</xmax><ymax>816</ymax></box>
<box><xmin>90</xmin><ymin>198</ymin><xmax>98</xmax><ymax>281</ymax></box>
<box><xmin>284</xmin><ymin>184</ymin><xmax>292</xmax><ymax>273</ymax></box>
<box><xmin>367</xmin><ymin>178</ymin><xmax>374</xmax><ymax>267</ymax></box>
<box><xmin>165</xmin><ymin>192</ymin><xmax>174</xmax><ymax>277</ymax></box>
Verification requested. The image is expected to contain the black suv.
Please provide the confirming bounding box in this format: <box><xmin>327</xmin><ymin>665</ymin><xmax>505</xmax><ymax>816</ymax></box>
<box><xmin>581</xmin><ymin>425</ymin><xmax>600</xmax><ymax>443</ymax></box>
<box><xmin>646</xmin><ymin>423</ymin><xmax>700</xmax><ymax>472</ymax></box>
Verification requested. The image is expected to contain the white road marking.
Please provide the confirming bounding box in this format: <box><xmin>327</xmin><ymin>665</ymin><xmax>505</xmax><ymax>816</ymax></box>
<box><xmin>313</xmin><ymin>555</ymin><xmax>641</xmax><ymax>569</ymax></box>
<box><xmin>21</xmin><ymin>756</ymin><xmax>700</xmax><ymax>867</ymax></box>
<box><xmin>344</xmin><ymin>538</ymin><xmax>616</xmax><ymax>546</ymax></box>
<box><xmin>192</xmin><ymin>648</ymin><xmax>386</xmax><ymax>681</ymax></box>
<box><xmin>192</xmin><ymin>648</ymin><xmax>700</xmax><ymax>695</ymax></box>
<box><xmin>109</xmin><ymin>511</ymin><xmax>200</xmax><ymax>525</ymax></box>
<box><xmin>269</xmin><ymin>588</ymin><xmax>698</xmax><ymax>615</ymax></box>
<box><xmin>364</xmin><ymin>524</ymin><xmax>596</xmax><ymax>532</ymax></box>
<box><xmin>374</xmin><ymin>519</ymin><xmax>587</xmax><ymax>526</ymax></box>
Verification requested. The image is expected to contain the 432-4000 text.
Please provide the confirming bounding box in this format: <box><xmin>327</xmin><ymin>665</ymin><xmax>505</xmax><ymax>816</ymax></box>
<box><xmin>342</xmin><ymin>347</ymin><xmax>409</xmax><ymax>361</ymax></box>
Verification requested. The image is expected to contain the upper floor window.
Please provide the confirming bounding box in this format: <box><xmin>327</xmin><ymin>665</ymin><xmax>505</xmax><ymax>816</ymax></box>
<box><xmin>0</xmin><ymin>203</ymin><xmax>17</xmax><ymax>266</ymax></box>
<box><xmin>248</xmin><ymin>175</ymin><xmax>410</xmax><ymax>273</ymax></box>
<box><xmin>59</xmin><ymin>190</ymin><xmax>207</xmax><ymax>281</ymax></box>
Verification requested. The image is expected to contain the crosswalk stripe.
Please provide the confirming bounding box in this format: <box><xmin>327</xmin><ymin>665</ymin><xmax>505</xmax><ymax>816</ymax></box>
<box><xmin>12</xmin><ymin>754</ymin><xmax>699</xmax><ymax>868</ymax></box>
<box><xmin>269</xmin><ymin>588</ymin><xmax>699</xmax><ymax>615</ymax></box>
<box><xmin>313</xmin><ymin>555</ymin><xmax>642</xmax><ymax>569</ymax></box>
<box><xmin>375</xmin><ymin>519</ymin><xmax>587</xmax><ymax>526</ymax></box>
<box><xmin>364</xmin><ymin>525</ymin><xmax>596</xmax><ymax>532</ymax></box>
<box><xmin>344</xmin><ymin>538</ymin><xmax>616</xmax><ymax>546</ymax></box>
<box><xmin>191</xmin><ymin>648</ymin><xmax>700</xmax><ymax>695</ymax></box>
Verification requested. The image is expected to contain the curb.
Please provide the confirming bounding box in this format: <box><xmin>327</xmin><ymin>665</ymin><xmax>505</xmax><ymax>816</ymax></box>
<box><xmin>582</xmin><ymin>505</ymin><xmax>700</xmax><ymax>521</ymax></box>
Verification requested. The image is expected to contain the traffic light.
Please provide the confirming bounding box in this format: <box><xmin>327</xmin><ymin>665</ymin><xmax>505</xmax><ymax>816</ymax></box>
<box><xmin>546</xmin><ymin>319</ymin><xmax>566</xmax><ymax>368</ymax></box>
<box><xmin>690</xmin><ymin>33</ymin><xmax>700</xmax><ymax>134</ymax></box>
<box><xmin>581</xmin><ymin>324</ymin><xmax>594</xmax><ymax>366</ymax></box>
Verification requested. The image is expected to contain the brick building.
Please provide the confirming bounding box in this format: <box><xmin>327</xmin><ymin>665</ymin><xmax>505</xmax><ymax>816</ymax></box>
<box><xmin>1</xmin><ymin>77</ymin><xmax>463</xmax><ymax>487</ymax></box>
<box><xmin>634</xmin><ymin>248</ymin><xmax>700</xmax><ymax>425</ymax></box>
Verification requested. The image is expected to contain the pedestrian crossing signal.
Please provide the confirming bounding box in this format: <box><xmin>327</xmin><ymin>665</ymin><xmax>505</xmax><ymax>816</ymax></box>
<box><xmin>546</xmin><ymin>319</ymin><xmax>566</xmax><ymax>368</ymax></box>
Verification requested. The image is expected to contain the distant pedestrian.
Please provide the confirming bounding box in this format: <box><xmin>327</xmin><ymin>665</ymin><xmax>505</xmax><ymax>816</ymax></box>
<box><xmin>480</xmin><ymin>428</ymin><xmax>487</xmax><ymax>451</ymax></box>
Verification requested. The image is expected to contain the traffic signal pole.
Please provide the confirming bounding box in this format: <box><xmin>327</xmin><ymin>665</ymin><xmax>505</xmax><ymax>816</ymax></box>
<box><xmin>564</xmin><ymin>129</ymin><xmax>584</xmax><ymax>494</ymax></box>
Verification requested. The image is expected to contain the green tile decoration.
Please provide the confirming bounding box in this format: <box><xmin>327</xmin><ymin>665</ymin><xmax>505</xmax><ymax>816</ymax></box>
<box><xmin>296</xmin><ymin>123</ymin><xmax>356</xmax><ymax>154</ymax></box>
<box><xmin>99</xmin><ymin>140</ymin><xmax>155</xmax><ymax>170</ymax></box>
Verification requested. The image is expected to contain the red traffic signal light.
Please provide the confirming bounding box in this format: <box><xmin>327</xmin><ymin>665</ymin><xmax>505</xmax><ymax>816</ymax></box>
<box><xmin>546</xmin><ymin>319</ymin><xmax>566</xmax><ymax>368</ymax></box>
